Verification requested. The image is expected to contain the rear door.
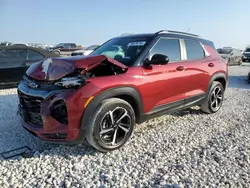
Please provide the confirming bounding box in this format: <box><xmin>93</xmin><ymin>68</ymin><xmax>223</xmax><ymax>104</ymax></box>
<box><xmin>181</xmin><ymin>39</ymin><xmax>213</xmax><ymax>104</ymax></box>
<box><xmin>0</xmin><ymin>49</ymin><xmax>28</xmax><ymax>85</ymax></box>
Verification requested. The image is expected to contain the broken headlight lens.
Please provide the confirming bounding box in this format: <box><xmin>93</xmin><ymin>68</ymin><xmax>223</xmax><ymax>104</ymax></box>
<box><xmin>54</xmin><ymin>77</ymin><xmax>85</xmax><ymax>88</ymax></box>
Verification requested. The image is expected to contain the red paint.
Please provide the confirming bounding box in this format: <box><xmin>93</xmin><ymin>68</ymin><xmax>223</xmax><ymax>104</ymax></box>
<box><xmin>19</xmin><ymin>45</ymin><xmax>228</xmax><ymax>142</ymax></box>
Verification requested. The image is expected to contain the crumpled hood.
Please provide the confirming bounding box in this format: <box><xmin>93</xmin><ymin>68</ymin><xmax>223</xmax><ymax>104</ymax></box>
<box><xmin>26</xmin><ymin>55</ymin><xmax>128</xmax><ymax>81</ymax></box>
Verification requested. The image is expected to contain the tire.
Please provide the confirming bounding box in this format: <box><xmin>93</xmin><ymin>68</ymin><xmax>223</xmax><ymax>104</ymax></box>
<box><xmin>85</xmin><ymin>98</ymin><xmax>135</xmax><ymax>152</ymax></box>
<box><xmin>248</xmin><ymin>72</ymin><xmax>250</xmax><ymax>83</ymax></box>
<box><xmin>201</xmin><ymin>81</ymin><xmax>225</xmax><ymax>114</ymax></box>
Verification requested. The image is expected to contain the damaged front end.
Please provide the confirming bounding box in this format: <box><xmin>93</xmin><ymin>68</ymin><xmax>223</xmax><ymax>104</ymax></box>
<box><xmin>17</xmin><ymin>55</ymin><xmax>127</xmax><ymax>143</ymax></box>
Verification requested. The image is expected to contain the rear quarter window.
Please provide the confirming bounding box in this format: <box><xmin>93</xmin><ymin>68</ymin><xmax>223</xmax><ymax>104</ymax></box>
<box><xmin>184</xmin><ymin>39</ymin><xmax>205</xmax><ymax>60</ymax></box>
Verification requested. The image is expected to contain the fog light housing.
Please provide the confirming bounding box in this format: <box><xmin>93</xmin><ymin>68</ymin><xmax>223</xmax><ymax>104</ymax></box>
<box><xmin>50</xmin><ymin>100</ymin><xmax>68</xmax><ymax>125</ymax></box>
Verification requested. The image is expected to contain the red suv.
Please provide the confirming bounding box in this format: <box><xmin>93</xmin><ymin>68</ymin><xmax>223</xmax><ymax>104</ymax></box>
<box><xmin>17</xmin><ymin>30</ymin><xmax>228</xmax><ymax>152</ymax></box>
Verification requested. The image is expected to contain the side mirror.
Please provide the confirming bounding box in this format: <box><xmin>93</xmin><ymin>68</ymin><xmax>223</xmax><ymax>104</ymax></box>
<box><xmin>143</xmin><ymin>54</ymin><xmax>169</xmax><ymax>69</ymax></box>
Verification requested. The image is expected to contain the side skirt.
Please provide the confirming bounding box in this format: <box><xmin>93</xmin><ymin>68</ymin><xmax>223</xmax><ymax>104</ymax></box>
<box><xmin>140</xmin><ymin>94</ymin><xmax>205</xmax><ymax>123</ymax></box>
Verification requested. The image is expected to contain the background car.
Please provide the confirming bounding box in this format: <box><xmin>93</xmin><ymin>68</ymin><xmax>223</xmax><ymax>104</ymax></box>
<box><xmin>242</xmin><ymin>47</ymin><xmax>250</xmax><ymax>62</ymax></box>
<box><xmin>0</xmin><ymin>41</ymin><xmax>12</xmax><ymax>46</ymax></box>
<box><xmin>0</xmin><ymin>45</ymin><xmax>60</xmax><ymax>89</ymax></box>
<box><xmin>71</xmin><ymin>45</ymin><xmax>100</xmax><ymax>56</ymax></box>
<box><xmin>217</xmin><ymin>47</ymin><xmax>243</xmax><ymax>65</ymax></box>
<box><xmin>46</xmin><ymin>43</ymin><xmax>83</xmax><ymax>56</ymax></box>
<box><xmin>11</xmin><ymin>43</ymin><xmax>29</xmax><ymax>47</ymax></box>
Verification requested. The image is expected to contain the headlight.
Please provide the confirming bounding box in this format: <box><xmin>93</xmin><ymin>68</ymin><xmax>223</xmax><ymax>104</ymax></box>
<box><xmin>54</xmin><ymin>76</ymin><xmax>85</xmax><ymax>88</ymax></box>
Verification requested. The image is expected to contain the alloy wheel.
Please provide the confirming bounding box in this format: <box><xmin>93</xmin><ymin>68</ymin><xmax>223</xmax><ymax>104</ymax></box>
<box><xmin>99</xmin><ymin>107</ymin><xmax>131</xmax><ymax>146</ymax></box>
<box><xmin>210</xmin><ymin>86</ymin><xmax>223</xmax><ymax>111</ymax></box>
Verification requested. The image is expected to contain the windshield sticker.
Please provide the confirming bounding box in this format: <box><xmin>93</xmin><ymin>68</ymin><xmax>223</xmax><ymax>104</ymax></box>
<box><xmin>127</xmin><ymin>41</ymin><xmax>146</xmax><ymax>47</ymax></box>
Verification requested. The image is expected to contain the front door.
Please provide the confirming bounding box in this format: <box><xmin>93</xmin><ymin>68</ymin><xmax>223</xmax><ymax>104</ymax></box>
<box><xmin>139</xmin><ymin>37</ymin><xmax>191</xmax><ymax>113</ymax></box>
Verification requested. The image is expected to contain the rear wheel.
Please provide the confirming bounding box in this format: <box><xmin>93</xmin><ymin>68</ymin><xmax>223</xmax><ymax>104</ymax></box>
<box><xmin>201</xmin><ymin>81</ymin><xmax>225</xmax><ymax>114</ymax></box>
<box><xmin>86</xmin><ymin>98</ymin><xmax>135</xmax><ymax>152</ymax></box>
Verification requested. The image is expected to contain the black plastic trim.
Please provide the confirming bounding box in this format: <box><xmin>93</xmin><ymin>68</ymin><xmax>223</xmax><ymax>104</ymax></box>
<box><xmin>142</xmin><ymin>99</ymin><xmax>184</xmax><ymax>122</ymax></box>
<box><xmin>184</xmin><ymin>93</ymin><xmax>206</xmax><ymax>108</ymax></box>
<box><xmin>207</xmin><ymin>73</ymin><xmax>227</xmax><ymax>92</ymax></box>
<box><xmin>142</xmin><ymin>93</ymin><xmax>206</xmax><ymax>122</ymax></box>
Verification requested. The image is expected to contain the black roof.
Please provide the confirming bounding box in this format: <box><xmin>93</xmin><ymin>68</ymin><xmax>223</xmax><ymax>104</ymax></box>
<box><xmin>115</xmin><ymin>30</ymin><xmax>215</xmax><ymax>48</ymax></box>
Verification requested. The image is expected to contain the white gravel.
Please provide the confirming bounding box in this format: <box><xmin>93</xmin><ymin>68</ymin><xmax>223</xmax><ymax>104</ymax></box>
<box><xmin>0</xmin><ymin>64</ymin><xmax>250</xmax><ymax>187</ymax></box>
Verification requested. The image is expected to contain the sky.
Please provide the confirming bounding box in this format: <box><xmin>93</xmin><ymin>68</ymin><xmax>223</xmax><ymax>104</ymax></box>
<box><xmin>0</xmin><ymin>0</ymin><xmax>249</xmax><ymax>49</ymax></box>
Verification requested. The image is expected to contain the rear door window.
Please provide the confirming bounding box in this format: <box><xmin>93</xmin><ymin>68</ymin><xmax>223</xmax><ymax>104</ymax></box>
<box><xmin>184</xmin><ymin>40</ymin><xmax>205</xmax><ymax>60</ymax></box>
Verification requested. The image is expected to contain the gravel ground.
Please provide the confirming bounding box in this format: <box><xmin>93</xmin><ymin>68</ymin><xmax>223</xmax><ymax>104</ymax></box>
<box><xmin>0</xmin><ymin>64</ymin><xmax>250</xmax><ymax>187</ymax></box>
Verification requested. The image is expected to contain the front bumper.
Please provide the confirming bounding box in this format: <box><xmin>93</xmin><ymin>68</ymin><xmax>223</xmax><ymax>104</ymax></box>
<box><xmin>17</xmin><ymin>81</ymin><xmax>87</xmax><ymax>144</ymax></box>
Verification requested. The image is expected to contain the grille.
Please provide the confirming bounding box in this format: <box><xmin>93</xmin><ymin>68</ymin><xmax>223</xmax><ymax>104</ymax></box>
<box><xmin>18</xmin><ymin>90</ymin><xmax>43</xmax><ymax>128</ymax></box>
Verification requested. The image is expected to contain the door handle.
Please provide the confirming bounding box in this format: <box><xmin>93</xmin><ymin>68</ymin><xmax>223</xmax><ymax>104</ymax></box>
<box><xmin>208</xmin><ymin>62</ymin><xmax>214</xmax><ymax>67</ymax></box>
<box><xmin>176</xmin><ymin>66</ymin><xmax>185</xmax><ymax>71</ymax></box>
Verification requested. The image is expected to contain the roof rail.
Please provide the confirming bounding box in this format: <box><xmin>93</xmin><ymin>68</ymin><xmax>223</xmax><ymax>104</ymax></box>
<box><xmin>155</xmin><ymin>30</ymin><xmax>200</xmax><ymax>37</ymax></box>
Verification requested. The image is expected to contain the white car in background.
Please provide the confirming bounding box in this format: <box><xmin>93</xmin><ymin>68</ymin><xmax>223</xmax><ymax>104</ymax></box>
<box><xmin>71</xmin><ymin>45</ymin><xmax>100</xmax><ymax>56</ymax></box>
<box><xmin>11</xmin><ymin>43</ymin><xmax>29</xmax><ymax>47</ymax></box>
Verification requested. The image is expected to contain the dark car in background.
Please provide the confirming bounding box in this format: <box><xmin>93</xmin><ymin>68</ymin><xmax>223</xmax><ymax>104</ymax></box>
<box><xmin>242</xmin><ymin>47</ymin><xmax>250</xmax><ymax>62</ymax></box>
<box><xmin>217</xmin><ymin>47</ymin><xmax>243</xmax><ymax>65</ymax></box>
<box><xmin>0</xmin><ymin>46</ymin><xmax>60</xmax><ymax>89</ymax></box>
<box><xmin>46</xmin><ymin>43</ymin><xmax>83</xmax><ymax>56</ymax></box>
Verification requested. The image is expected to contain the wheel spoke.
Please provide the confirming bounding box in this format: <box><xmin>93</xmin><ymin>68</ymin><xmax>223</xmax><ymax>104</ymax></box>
<box><xmin>108</xmin><ymin>111</ymin><xmax>114</xmax><ymax>125</ymax></box>
<box><xmin>212</xmin><ymin>91</ymin><xmax>216</xmax><ymax>99</ymax></box>
<box><xmin>211</xmin><ymin>100</ymin><xmax>216</xmax><ymax>106</ymax></box>
<box><xmin>215</xmin><ymin>98</ymin><xmax>218</xmax><ymax>108</ymax></box>
<box><xmin>111</xmin><ymin>129</ymin><xmax>118</xmax><ymax>145</ymax></box>
<box><xmin>217</xmin><ymin>94</ymin><xmax>223</xmax><ymax>100</ymax></box>
<box><xmin>118</xmin><ymin>123</ymin><xmax>130</xmax><ymax>133</ymax></box>
<box><xmin>115</xmin><ymin>110</ymin><xmax>128</xmax><ymax>123</ymax></box>
<box><xmin>100</xmin><ymin>128</ymin><xmax>114</xmax><ymax>135</ymax></box>
<box><xmin>216</xmin><ymin>88</ymin><xmax>221</xmax><ymax>95</ymax></box>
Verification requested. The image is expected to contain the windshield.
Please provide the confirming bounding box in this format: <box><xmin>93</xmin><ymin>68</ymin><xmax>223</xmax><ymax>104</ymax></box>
<box><xmin>217</xmin><ymin>48</ymin><xmax>232</xmax><ymax>54</ymax></box>
<box><xmin>55</xmin><ymin>43</ymin><xmax>63</xmax><ymax>47</ymax></box>
<box><xmin>90</xmin><ymin>37</ymin><xmax>153</xmax><ymax>66</ymax></box>
<box><xmin>245</xmin><ymin>48</ymin><xmax>250</xmax><ymax>52</ymax></box>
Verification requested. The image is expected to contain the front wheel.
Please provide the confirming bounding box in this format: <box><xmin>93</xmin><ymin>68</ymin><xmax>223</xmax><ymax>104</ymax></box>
<box><xmin>201</xmin><ymin>81</ymin><xmax>225</xmax><ymax>114</ymax></box>
<box><xmin>86</xmin><ymin>98</ymin><xmax>135</xmax><ymax>152</ymax></box>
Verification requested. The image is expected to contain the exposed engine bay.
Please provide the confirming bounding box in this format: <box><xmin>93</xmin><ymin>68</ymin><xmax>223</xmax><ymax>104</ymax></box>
<box><xmin>83</xmin><ymin>59</ymin><xmax>127</xmax><ymax>78</ymax></box>
<box><xmin>23</xmin><ymin>55</ymin><xmax>128</xmax><ymax>90</ymax></box>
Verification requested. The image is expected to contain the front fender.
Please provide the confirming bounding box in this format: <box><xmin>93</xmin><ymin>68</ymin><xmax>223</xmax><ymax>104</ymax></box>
<box><xmin>80</xmin><ymin>86</ymin><xmax>143</xmax><ymax>131</ymax></box>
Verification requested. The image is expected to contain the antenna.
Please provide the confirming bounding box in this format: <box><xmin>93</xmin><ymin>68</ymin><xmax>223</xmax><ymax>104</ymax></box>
<box><xmin>186</xmin><ymin>28</ymin><xmax>190</xmax><ymax>32</ymax></box>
